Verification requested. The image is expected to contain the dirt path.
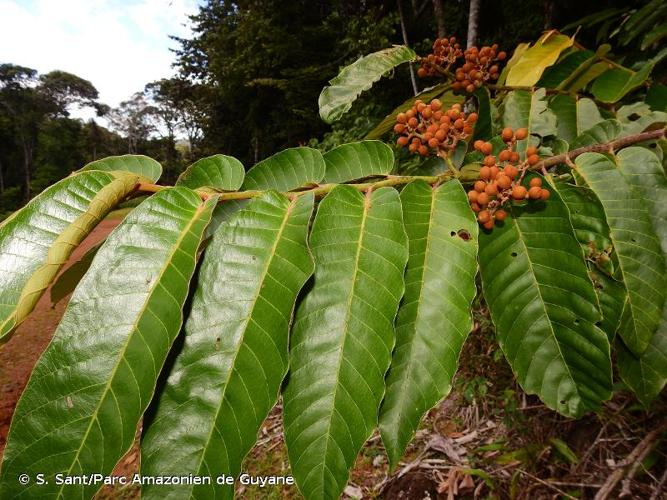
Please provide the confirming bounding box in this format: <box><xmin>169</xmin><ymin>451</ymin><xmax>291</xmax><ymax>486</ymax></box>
<box><xmin>0</xmin><ymin>219</ymin><xmax>120</xmax><ymax>456</ymax></box>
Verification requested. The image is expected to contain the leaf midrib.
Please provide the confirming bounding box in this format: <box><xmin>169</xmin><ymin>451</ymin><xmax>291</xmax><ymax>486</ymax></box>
<box><xmin>55</xmin><ymin>196</ymin><xmax>207</xmax><ymax>497</ymax></box>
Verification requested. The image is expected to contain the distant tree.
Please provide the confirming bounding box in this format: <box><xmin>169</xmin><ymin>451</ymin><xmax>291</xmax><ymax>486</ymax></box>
<box><xmin>106</xmin><ymin>92</ymin><xmax>156</xmax><ymax>154</ymax></box>
<box><xmin>0</xmin><ymin>64</ymin><xmax>102</xmax><ymax>199</ymax></box>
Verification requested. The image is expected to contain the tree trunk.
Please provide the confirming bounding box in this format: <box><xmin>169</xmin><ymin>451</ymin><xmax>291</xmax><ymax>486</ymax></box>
<box><xmin>466</xmin><ymin>0</ymin><xmax>481</xmax><ymax>48</ymax></box>
<box><xmin>0</xmin><ymin>158</ymin><xmax>4</xmax><ymax>196</ymax></box>
<box><xmin>397</xmin><ymin>0</ymin><xmax>418</xmax><ymax>96</ymax></box>
<box><xmin>432</xmin><ymin>0</ymin><xmax>446</xmax><ymax>38</ymax></box>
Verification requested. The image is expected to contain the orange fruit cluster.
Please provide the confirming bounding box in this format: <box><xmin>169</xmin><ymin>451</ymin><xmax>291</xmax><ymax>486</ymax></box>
<box><xmin>417</xmin><ymin>37</ymin><xmax>463</xmax><ymax>78</ymax></box>
<box><xmin>452</xmin><ymin>44</ymin><xmax>506</xmax><ymax>93</ymax></box>
<box><xmin>467</xmin><ymin>127</ymin><xmax>550</xmax><ymax>229</ymax></box>
<box><xmin>394</xmin><ymin>100</ymin><xmax>477</xmax><ymax>156</ymax></box>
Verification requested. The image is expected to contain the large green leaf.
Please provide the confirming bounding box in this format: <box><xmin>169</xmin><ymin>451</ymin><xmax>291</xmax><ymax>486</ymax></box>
<box><xmin>0</xmin><ymin>170</ymin><xmax>139</xmax><ymax>341</ymax></box>
<box><xmin>553</xmin><ymin>181</ymin><xmax>626</xmax><ymax>339</ymax></box>
<box><xmin>617</xmin><ymin>103</ymin><xmax>667</xmax><ymax>136</ymax></box>
<box><xmin>472</xmin><ymin>86</ymin><xmax>493</xmax><ymax>141</ymax></box>
<box><xmin>614</xmin><ymin>148</ymin><xmax>667</xmax><ymax>404</ymax></box>
<box><xmin>538</xmin><ymin>50</ymin><xmax>595</xmax><ymax>89</ymax></box>
<box><xmin>549</xmin><ymin>96</ymin><xmax>603</xmax><ymax>144</ymax></box>
<box><xmin>141</xmin><ymin>192</ymin><xmax>314</xmax><ymax>499</ymax></box>
<box><xmin>502</xmin><ymin>89</ymin><xmax>557</xmax><ymax>154</ymax></box>
<box><xmin>570</xmin><ymin>119</ymin><xmax>623</xmax><ymax>150</ymax></box>
<box><xmin>319</xmin><ymin>45</ymin><xmax>417</xmax><ymax>124</ymax></box>
<box><xmin>478</xmin><ymin>174</ymin><xmax>612</xmax><ymax>417</ymax></box>
<box><xmin>242</xmin><ymin>147</ymin><xmax>325</xmax><ymax>191</ymax></box>
<box><xmin>506</xmin><ymin>33</ymin><xmax>574</xmax><ymax>86</ymax></box>
<box><xmin>379</xmin><ymin>180</ymin><xmax>478</xmax><ymax>469</ymax></box>
<box><xmin>497</xmin><ymin>42</ymin><xmax>530</xmax><ymax>86</ymax></box>
<box><xmin>283</xmin><ymin>185</ymin><xmax>408</xmax><ymax>499</ymax></box>
<box><xmin>79</xmin><ymin>154</ymin><xmax>162</xmax><ymax>182</ymax></box>
<box><xmin>591</xmin><ymin>64</ymin><xmax>654</xmax><ymax>104</ymax></box>
<box><xmin>0</xmin><ymin>187</ymin><xmax>217</xmax><ymax>498</ymax></box>
<box><xmin>576</xmin><ymin>152</ymin><xmax>666</xmax><ymax>355</ymax></box>
<box><xmin>176</xmin><ymin>154</ymin><xmax>245</xmax><ymax>191</ymax></box>
<box><xmin>365</xmin><ymin>84</ymin><xmax>462</xmax><ymax>140</ymax></box>
<box><xmin>323</xmin><ymin>140</ymin><xmax>394</xmax><ymax>183</ymax></box>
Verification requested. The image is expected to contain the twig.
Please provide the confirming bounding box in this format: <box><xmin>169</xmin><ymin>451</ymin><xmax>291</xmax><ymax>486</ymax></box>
<box><xmin>650</xmin><ymin>466</ymin><xmax>667</xmax><ymax>500</ymax></box>
<box><xmin>135</xmin><ymin>129</ymin><xmax>666</xmax><ymax>202</ymax></box>
<box><xmin>594</xmin><ymin>421</ymin><xmax>667</xmax><ymax>500</ymax></box>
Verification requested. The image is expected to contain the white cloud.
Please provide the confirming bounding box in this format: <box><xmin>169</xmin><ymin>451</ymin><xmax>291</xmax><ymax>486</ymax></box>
<box><xmin>0</xmin><ymin>0</ymin><xmax>200</xmax><ymax>119</ymax></box>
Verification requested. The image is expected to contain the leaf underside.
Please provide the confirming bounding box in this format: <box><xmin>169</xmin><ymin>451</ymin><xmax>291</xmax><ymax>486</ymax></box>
<box><xmin>141</xmin><ymin>191</ymin><xmax>314</xmax><ymax>499</ymax></box>
<box><xmin>283</xmin><ymin>185</ymin><xmax>408</xmax><ymax>499</ymax></box>
<box><xmin>242</xmin><ymin>147</ymin><xmax>325</xmax><ymax>191</ymax></box>
<box><xmin>0</xmin><ymin>187</ymin><xmax>216</xmax><ymax>499</ymax></box>
<box><xmin>79</xmin><ymin>154</ymin><xmax>163</xmax><ymax>182</ymax></box>
<box><xmin>319</xmin><ymin>45</ymin><xmax>417</xmax><ymax>124</ymax></box>
<box><xmin>0</xmin><ymin>170</ymin><xmax>139</xmax><ymax>341</ymax></box>
<box><xmin>176</xmin><ymin>154</ymin><xmax>245</xmax><ymax>192</ymax></box>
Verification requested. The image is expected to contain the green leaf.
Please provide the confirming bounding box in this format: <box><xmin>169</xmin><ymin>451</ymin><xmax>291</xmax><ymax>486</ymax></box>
<box><xmin>591</xmin><ymin>64</ymin><xmax>654</xmax><ymax>104</ymax></box>
<box><xmin>0</xmin><ymin>187</ymin><xmax>217</xmax><ymax>498</ymax></box>
<box><xmin>79</xmin><ymin>154</ymin><xmax>162</xmax><ymax>182</ymax></box>
<box><xmin>319</xmin><ymin>45</ymin><xmax>417</xmax><ymax>123</ymax></box>
<box><xmin>646</xmin><ymin>84</ymin><xmax>667</xmax><ymax>112</ymax></box>
<box><xmin>575</xmin><ymin>152</ymin><xmax>666</xmax><ymax>355</ymax></box>
<box><xmin>50</xmin><ymin>240</ymin><xmax>103</xmax><ymax>306</ymax></box>
<box><xmin>478</xmin><ymin>174</ymin><xmax>612</xmax><ymax>417</ymax></box>
<box><xmin>549</xmin><ymin>96</ymin><xmax>603</xmax><ymax>144</ymax></box>
<box><xmin>365</xmin><ymin>84</ymin><xmax>461</xmax><ymax>140</ymax></box>
<box><xmin>538</xmin><ymin>50</ymin><xmax>595</xmax><ymax>89</ymax></box>
<box><xmin>497</xmin><ymin>43</ymin><xmax>530</xmax><ymax>86</ymax></box>
<box><xmin>379</xmin><ymin>180</ymin><xmax>478</xmax><ymax>469</ymax></box>
<box><xmin>591</xmin><ymin>269</ymin><xmax>627</xmax><ymax>341</ymax></box>
<box><xmin>614</xmin><ymin>147</ymin><xmax>667</xmax><ymax>404</ymax></box>
<box><xmin>141</xmin><ymin>192</ymin><xmax>314</xmax><ymax>499</ymax></box>
<box><xmin>549</xmin><ymin>438</ymin><xmax>579</xmax><ymax>464</ymax></box>
<box><xmin>616</xmin><ymin>103</ymin><xmax>667</xmax><ymax>136</ymax></box>
<box><xmin>242</xmin><ymin>146</ymin><xmax>325</xmax><ymax>191</ymax></box>
<box><xmin>323</xmin><ymin>140</ymin><xmax>394</xmax><ymax>183</ymax></box>
<box><xmin>283</xmin><ymin>185</ymin><xmax>408</xmax><ymax>499</ymax></box>
<box><xmin>551</xmin><ymin>181</ymin><xmax>613</xmax><ymax>272</ymax></box>
<box><xmin>552</xmin><ymin>181</ymin><xmax>626</xmax><ymax>339</ymax></box>
<box><xmin>0</xmin><ymin>170</ymin><xmax>139</xmax><ymax>341</ymax></box>
<box><xmin>472</xmin><ymin>86</ymin><xmax>493</xmax><ymax>141</ymax></box>
<box><xmin>176</xmin><ymin>154</ymin><xmax>245</xmax><ymax>191</ymax></box>
<box><xmin>570</xmin><ymin>119</ymin><xmax>622</xmax><ymax>150</ymax></box>
<box><xmin>563</xmin><ymin>61</ymin><xmax>609</xmax><ymax>94</ymax></box>
<box><xmin>506</xmin><ymin>33</ymin><xmax>574</xmax><ymax>86</ymax></box>
<box><xmin>502</xmin><ymin>89</ymin><xmax>557</xmax><ymax>153</ymax></box>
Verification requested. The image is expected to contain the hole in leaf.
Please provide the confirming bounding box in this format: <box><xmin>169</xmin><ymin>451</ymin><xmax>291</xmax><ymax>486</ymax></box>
<box><xmin>560</xmin><ymin>400</ymin><xmax>566</xmax><ymax>405</ymax></box>
<box><xmin>595</xmin><ymin>321</ymin><xmax>602</xmax><ymax>327</ymax></box>
<box><xmin>457</xmin><ymin>229</ymin><xmax>471</xmax><ymax>241</ymax></box>
<box><xmin>511</xmin><ymin>252</ymin><xmax>518</xmax><ymax>257</ymax></box>
<box><xmin>630</xmin><ymin>238</ymin><xmax>636</xmax><ymax>243</ymax></box>
<box><xmin>450</xmin><ymin>231</ymin><xmax>456</xmax><ymax>236</ymax></box>
<box><xmin>574</xmin><ymin>319</ymin><xmax>580</xmax><ymax>325</ymax></box>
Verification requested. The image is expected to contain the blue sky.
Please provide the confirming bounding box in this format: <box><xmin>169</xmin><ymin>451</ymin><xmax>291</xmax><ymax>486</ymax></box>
<box><xmin>0</xmin><ymin>0</ymin><xmax>202</xmax><ymax>118</ymax></box>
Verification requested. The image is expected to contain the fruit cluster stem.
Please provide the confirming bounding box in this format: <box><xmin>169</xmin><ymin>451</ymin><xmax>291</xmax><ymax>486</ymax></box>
<box><xmin>135</xmin><ymin>128</ymin><xmax>664</xmax><ymax>202</ymax></box>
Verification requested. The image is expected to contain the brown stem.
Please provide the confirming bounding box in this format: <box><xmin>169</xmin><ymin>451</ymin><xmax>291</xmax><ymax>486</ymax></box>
<box><xmin>539</xmin><ymin>129</ymin><xmax>666</xmax><ymax>169</ymax></box>
<box><xmin>136</xmin><ymin>128</ymin><xmax>665</xmax><ymax>202</ymax></box>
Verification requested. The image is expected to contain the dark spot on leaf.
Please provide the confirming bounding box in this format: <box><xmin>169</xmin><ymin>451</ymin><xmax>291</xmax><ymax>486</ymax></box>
<box><xmin>456</xmin><ymin>229</ymin><xmax>471</xmax><ymax>241</ymax></box>
<box><xmin>511</xmin><ymin>252</ymin><xmax>518</xmax><ymax>257</ymax></box>
<box><xmin>450</xmin><ymin>231</ymin><xmax>456</xmax><ymax>236</ymax></box>
<box><xmin>560</xmin><ymin>400</ymin><xmax>566</xmax><ymax>405</ymax></box>
<box><xmin>574</xmin><ymin>319</ymin><xmax>580</xmax><ymax>325</ymax></box>
<box><xmin>595</xmin><ymin>321</ymin><xmax>602</xmax><ymax>327</ymax></box>
<box><xmin>630</xmin><ymin>238</ymin><xmax>636</xmax><ymax>243</ymax></box>
<box><xmin>215</xmin><ymin>337</ymin><xmax>221</xmax><ymax>350</ymax></box>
